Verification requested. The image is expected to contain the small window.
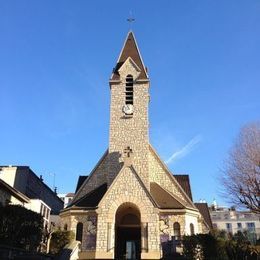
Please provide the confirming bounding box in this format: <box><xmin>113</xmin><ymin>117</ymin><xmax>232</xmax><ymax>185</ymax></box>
<box><xmin>190</xmin><ymin>223</ymin><xmax>195</xmax><ymax>235</ymax></box>
<box><xmin>226</xmin><ymin>223</ymin><xmax>232</xmax><ymax>233</ymax></box>
<box><xmin>173</xmin><ymin>222</ymin><xmax>181</xmax><ymax>240</ymax></box>
<box><xmin>237</xmin><ymin>223</ymin><xmax>242</xmax><ymax>229</ymax></box>
<box><xmin>76</xmin><ymin>222</ymin><xmax>83</xmax><ymax>242</ymax></box>
<box><xmin>247</xmin><ymin>222</ymin><xmax>255</xmax><ymax>231</ymax></box>
<box><xmin>64</xmin><ymin>224</ymin><xmax>68</xmax><ymax>231</ymax></box>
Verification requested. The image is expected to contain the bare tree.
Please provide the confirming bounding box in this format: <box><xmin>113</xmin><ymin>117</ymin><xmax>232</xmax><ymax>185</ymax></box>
<box><xmin>221</xmin><ymin>122</ymin><xmax>260</xmax><ymax>213</ymax></box>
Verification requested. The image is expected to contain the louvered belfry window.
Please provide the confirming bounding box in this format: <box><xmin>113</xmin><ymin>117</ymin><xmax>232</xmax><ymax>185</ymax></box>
<box><xmin>125</xmin><ymin>75</ymin><xmax>133</xmax><ymax>105</ymax></box>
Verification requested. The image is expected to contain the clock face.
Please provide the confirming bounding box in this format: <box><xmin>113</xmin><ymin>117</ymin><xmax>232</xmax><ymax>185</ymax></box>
<box><xmin>123</xmin><ymin>104</ymin><xmax>134</xmax><ymax>115</ymax></box>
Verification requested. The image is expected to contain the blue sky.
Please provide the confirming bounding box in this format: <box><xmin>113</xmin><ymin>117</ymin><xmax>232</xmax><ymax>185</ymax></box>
<box><xmin>0</xmin><ymin>1</ymin><xmax>259</xmax><ymax>206</ymax></box>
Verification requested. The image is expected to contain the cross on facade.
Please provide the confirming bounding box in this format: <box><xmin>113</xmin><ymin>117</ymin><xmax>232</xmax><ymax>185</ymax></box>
<box><xmin>124</xmin><ymin>146</ymin><xmax>133</xmax><ymax>158</ymax></box>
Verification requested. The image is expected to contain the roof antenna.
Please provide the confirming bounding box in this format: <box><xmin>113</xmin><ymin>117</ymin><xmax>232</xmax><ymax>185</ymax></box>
<box><xmin>127</xmin><ymin>11</ymin><xmax>135</xmax><ymax>31</ymax></box>
<box><xmin>49</xmin><ymin>172</ymin><xmax>56</xmax><ymax>191</ymax></box>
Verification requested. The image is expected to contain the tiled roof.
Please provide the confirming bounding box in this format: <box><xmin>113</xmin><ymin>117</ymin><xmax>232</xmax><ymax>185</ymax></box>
<box><xmin>75</xmin><ymin>175</ymin><xmax>88</xmax><ymax>193</ymax></box>
<box><xmin>150</xmin><ymin>182</ymin><xmax>185</xmax><ymax>209</ymax></box>
<box><xmin>174</xmin><ymin>175</ymin><xmax>193</xmax><ymax>201</ymax></box>
<box><xmin>65</xmin><ymin>193</ymin><xmax>74</xmax><ymax>197</ymax></box>
<box><xmin>70</xmin><ymin>183</ymin><xmax>107</xmax><ymax>208</ymax></box>
<box><xmin>195</xmin><ymin>202</ymin><xmax>213</xmax><ymax>229</ymax></box>
<box><xmin>111</xmin><ymin>31</ymin><xmax>148</xmax><ymax>80</ymax></box>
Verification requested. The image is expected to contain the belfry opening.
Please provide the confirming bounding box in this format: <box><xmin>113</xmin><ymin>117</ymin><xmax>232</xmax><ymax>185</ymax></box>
<box><xmin>115</xmin><ymin>203</ymin><xmax>141</xmax><ymax>260</ymax></box>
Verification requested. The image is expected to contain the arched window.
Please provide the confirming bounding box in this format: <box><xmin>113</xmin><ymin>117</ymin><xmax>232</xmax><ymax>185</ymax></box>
<box><xmin>190</xmin><ymin>223</ymin><xmax>195</xmax><ymax>235</ymax></box>
<box><xmin>173</xmin><ymin>222</ymin><xmax>181</xmax><ymax>240</ymax></box>
<box><xmin>76</xmin><ymin>222</ymin><xmax>83</xmax><ymax>242</ymax></box>
<box><xmin>125</xmin><ymin>75</ymin><xmax>133</xmax><ymax>105</ymax></box>
<box><xmin>64</xmin><ymin>224</ymin><xmax>68</xmax><ymax>231</ymax></box>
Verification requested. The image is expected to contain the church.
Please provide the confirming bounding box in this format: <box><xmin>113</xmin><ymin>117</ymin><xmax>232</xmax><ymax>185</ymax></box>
<box><xmin>60</xmin><ymin>31</ymin><xmax>211</xmax><ymax>260</ymax></box>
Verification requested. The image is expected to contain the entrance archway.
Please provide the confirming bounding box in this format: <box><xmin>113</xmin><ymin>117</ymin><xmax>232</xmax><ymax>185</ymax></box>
<box><xmin>115</xmin><ymin>203</ymin><xmax>141</xmax><ymax>260</ymax></box>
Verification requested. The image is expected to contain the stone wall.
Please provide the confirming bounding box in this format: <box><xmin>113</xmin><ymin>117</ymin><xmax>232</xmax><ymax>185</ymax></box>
<box><xmin>74</xmin><ymin>59</ymin><xmax>151</xmax><ymax>202</ymax></box>
<box><xmin>96</xmin><ymin>166</ymin><xmax>160</xmax><ymax>259</ymax></box>
<box><xmin>159</xmin><ymin>213</ymin><xmax>186</xmax><ymax>238</ymax></box>
<box><xmin>109</xmin><ymin>59</ymin><xmax>150</xmax><ymax>189</ymax></box>
<box><xmin>184</xmin><ymin>213</ymin><xmax>200</xmax><ymax>235</ymax></box>
<box><xmin>148</xmin><ymin>147</ymin><xmax>187</xmax><ymax>203</ymax></box>
<box><xmin>60</xmin><ymin>211</ymin><xmax>97</xmax><ymax>251</ymax></box>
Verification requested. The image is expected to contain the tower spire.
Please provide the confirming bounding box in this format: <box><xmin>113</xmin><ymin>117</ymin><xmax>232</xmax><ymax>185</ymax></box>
<box><xmin>111</xmin><ymin>31</ymin><xmax>148</xmax><ymax>81</ymax></box>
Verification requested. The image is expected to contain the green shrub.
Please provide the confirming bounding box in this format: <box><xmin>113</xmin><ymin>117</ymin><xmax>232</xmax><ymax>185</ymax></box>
<box><xmin>182</xmin><ymin>231</ymin><xmax>259</xmax><ymax>260</ymax></box>
<box><xmin>224</xmin><ymin>231</ymin><xmax>259</xmax><ymax>260</ymax></box>
<box><xmin>49</xmin><ymin>230</ymin><xmax>75</xmax><ymax>254</ymax></box>
<box><xmin>183</xmin><ymin>235</ymin><xmax>201</xmax><ymax>259</ymax></box>
<box><xmin>0</xmin><ymin>204</ymin><xmax>43</xmax><ymax>251</ymax></box>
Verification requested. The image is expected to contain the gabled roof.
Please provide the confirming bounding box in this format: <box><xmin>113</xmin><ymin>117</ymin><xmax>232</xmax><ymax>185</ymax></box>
<box><xmin>174</xmin><ymin>175</ymin><xmax>193</xmax><ymax>201</ymax></box>
<box><xmin>70</xmin><ymin>183</ymin><xmax>107</xmax><ymax>208</ymax></box>
<box><xmin>75</xmin><ymin>176</ymin><xmax>88</xmax><ymax>193</ymax></box>
<box><xmin>111</xmin><ymin>31</ymin><xmax>148</xmax><ymax>80</ymax></box>
<box><xmin>195</xmin><ymin>202</ymin><xmax>213</xmax><ymax>229</ymax></box>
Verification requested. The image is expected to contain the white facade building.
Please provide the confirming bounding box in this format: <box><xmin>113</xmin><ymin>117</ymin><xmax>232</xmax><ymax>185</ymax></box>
<box><xmin>58</xmin><ymin>193</ymin><xmax>74</xmax><ymax>208</ymax></box>
<box><xmin>0</xmin><ymin>165</ymin><xmax>64</xmax><ymax>230</ymax></box>
<box><xmin>25</xmin><ymin>199</ymin><xmax>51</xmax><ymax>228</ymax></box>
<box><xmin>210</xmin><ymin>206</ymin><xmax>260</xmax><ymax>242</ymax></box>
<box><xmin>0</xmin><ymin>178</ymin><xmax>51</xmax><ymax>227</ymax></box>
<box><xmin>0</xmin><ymin>165</ymin><xmax>64</xmax><ymax>214</ymax></box>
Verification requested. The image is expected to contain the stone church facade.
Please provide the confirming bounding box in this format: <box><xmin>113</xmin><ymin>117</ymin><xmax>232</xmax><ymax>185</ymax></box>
<box><xmin>60</xmin><ymin>31</ymin><xmax>211</xmax><ymax>259</ymax></box>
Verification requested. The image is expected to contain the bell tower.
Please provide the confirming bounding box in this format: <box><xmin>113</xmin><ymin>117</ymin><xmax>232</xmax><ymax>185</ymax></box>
<box><xmin>109</xmin><ymin>31</ymin><xmax>150</xmax><ymax>187</ymax></box>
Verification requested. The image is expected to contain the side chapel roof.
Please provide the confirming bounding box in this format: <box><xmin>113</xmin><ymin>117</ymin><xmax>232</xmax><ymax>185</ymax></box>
<box><xmin>150</xmin><ymin>182</ymin><xmax>185</xmax><ymax>209</ymax></box>
<box><xmin>195</xmin><ymin>202</ymin><xmax>213</xmax><ymax>229</ymax></box>
<box><xmin>70</xmin><ymin>183</ymin><xmax>107</xmax><ymax>208</ymax></box>
<box><xmin>174</xmin><ymin>175</ymin><xmax>193</xmax><ymax>201</ymax></box>
<box><xmin>70</xmin><ymin>173</ymin><xmax>194</xmax><ymax>210</ymax></box>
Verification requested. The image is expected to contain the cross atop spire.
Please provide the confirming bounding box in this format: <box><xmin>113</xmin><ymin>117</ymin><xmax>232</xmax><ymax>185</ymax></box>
<box><xmin>127</xmin><ymin>12</ymin><xmax>135</xmax><ymax>30</ymax></box>
<box><xmin>111</xmin><ymin>31</ymin><xmax>148</xmax><ymax>81</ymax></box>
<box><xmin>127</xmin><ymin>17</ymin><xmax>135</xmax><ymax>23</ymax></box>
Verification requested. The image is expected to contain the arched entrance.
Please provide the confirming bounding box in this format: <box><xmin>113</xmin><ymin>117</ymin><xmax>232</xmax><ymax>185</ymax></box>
<box><xmin>115</xmin><ymin>203</ymin><xmax>141</xmax><ymax>260</ymax></box>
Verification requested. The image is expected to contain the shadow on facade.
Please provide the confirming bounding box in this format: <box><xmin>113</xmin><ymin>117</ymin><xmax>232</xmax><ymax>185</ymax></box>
<box><xmin>107</xmin><ymin>151</ymin><xmax>124</xmax><ymax>183</ymax></box>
